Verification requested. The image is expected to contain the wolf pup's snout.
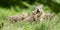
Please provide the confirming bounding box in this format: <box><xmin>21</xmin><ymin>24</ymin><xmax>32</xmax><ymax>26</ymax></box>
<box><xmin>36</xmin><ymin>9</ymin><xmax>40</xmax><ymax>14</ymax></box>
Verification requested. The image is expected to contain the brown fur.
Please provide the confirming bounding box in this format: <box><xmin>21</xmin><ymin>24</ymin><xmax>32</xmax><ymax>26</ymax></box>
<box><xmin>25</xmin><ymin>4</ymin><xmax>55</xmax><ymax>22</ymax></box>
<box><xmin>23</xmin><ymin>4</ymin><xmax>44</xmax><ymax>22</ymax></box>
<box><xmin>38</xmin><ymin>12</ymin><xmax>55</xmax><ymax>21</ymax></box>
<box><xmin>8</xmin><ymin>13</ymin><xmax>30</xmax><ymax>23</ymax></box>
<box><xmin>8</xmin><ymin>4</ymin><xmax>55</xmax><ymax>22</ymax></box>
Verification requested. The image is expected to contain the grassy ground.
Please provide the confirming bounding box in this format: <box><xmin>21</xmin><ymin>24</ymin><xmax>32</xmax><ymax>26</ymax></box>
<box><xmin>0</xmin><ymin>4</ymin><xmax>60</xmax><ymax>30</ymax></box>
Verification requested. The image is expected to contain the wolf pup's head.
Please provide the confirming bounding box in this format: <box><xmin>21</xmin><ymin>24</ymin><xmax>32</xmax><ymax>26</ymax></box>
<box><xmin>35</xmin><ymin>4</ymin><xmax>44</xmax><ymax>14</ymax></box>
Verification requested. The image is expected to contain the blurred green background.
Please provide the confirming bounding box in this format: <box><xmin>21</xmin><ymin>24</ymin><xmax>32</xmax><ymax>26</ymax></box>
<box><xmin>0</xmin><ymin>0</ymin><xmax>60</xmax><ymax>30</ymax></box>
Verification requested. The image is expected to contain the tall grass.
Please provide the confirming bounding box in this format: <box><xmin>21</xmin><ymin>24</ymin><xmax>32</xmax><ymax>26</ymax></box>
<box><xmin>0</xmin><ymin>4</ymin><xmax>60</xmax><ymax>30</ymax></box>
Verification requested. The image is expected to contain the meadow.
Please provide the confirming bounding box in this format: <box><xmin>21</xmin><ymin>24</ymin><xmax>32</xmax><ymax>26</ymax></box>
<box><xmin>0</xmin><ymin>2</ymin><xmax>60</xmax><ymax>30</ymax></box>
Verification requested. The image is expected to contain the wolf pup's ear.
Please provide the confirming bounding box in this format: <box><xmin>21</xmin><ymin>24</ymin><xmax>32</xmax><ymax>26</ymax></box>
<box><xmin>35</xmin><ymin>4</ymin><xmax>44</xmax><ymax>11</ymax></box>
<box><xmin>35</xmin><ymin>4</ymin><xmax>43</xmax><ymax>9</ymax></box>
<box><xmin>39</xmin><ymin>4</ymin><xmax>43</xmax><ymax>8</ymax></box>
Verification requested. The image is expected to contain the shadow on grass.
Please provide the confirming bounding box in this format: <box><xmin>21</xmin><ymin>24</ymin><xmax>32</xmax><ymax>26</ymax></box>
<box><xmin>0</xmin><ymin>23</ymin><xmax>4</xmax><ymax>30</ymax></box>
<box><xmin>0</xmin><ymin>0</ymin><xmax>60</xmax><ymax>14</ymax></box>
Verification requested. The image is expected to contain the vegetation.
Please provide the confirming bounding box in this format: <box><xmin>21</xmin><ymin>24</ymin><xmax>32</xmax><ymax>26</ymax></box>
<box><xmin>0</xmin><ymin>0</ymin><xmax>60</xmax><ymax>30</ymax></box>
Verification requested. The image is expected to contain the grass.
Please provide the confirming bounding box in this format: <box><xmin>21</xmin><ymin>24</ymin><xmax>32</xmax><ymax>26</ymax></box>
<box><xmin>0</xmin><ymin>4</ymin><xmax>60</xmax><ymax>30</ymax></box>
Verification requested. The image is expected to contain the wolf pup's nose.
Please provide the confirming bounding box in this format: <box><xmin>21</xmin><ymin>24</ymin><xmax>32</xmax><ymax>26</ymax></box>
<box><xmin>36</xmin><ymin>9</ymin><xmax>40</xmax><ymax>13</ymax></box>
